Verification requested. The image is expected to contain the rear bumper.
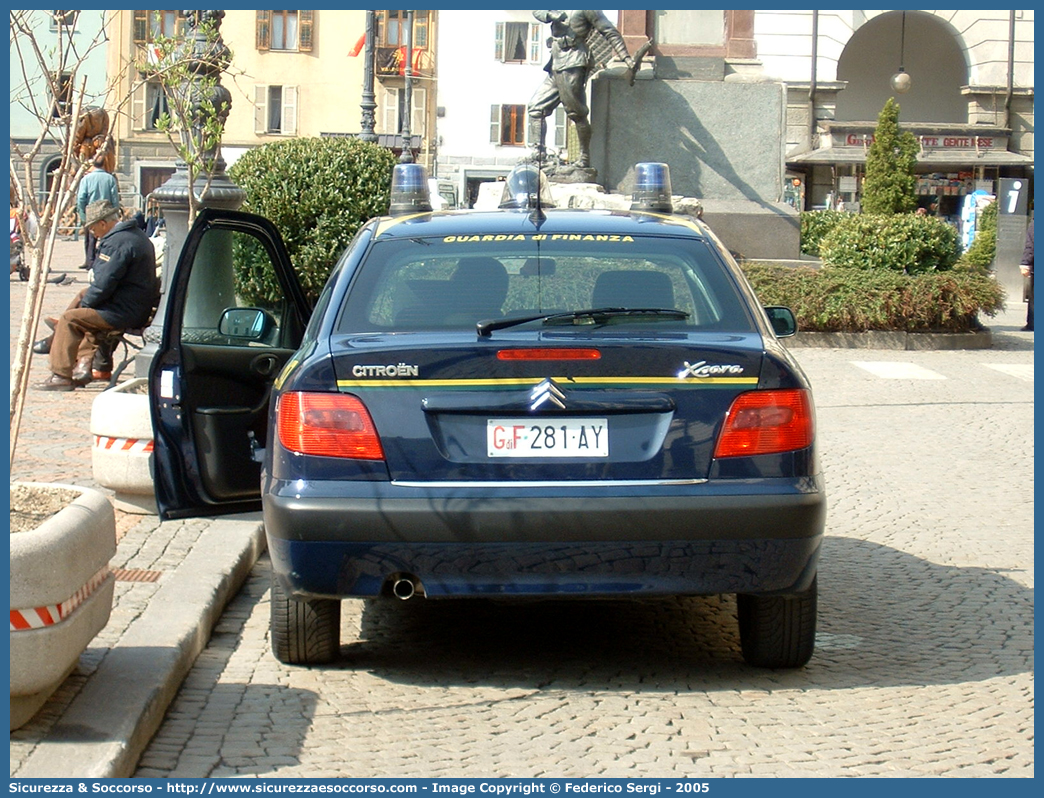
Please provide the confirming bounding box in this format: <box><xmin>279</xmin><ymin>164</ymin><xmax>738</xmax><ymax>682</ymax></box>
<box><xmin>263</xmin><ymin>477</ymin><xmax>825</xmax><ymax>599</ymax></box>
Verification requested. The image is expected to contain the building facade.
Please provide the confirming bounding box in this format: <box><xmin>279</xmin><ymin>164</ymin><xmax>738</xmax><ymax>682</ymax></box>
<box><xmin>435</xmin><ymin>9</ymin><xmax>1033</xmax><ymax>227</ymax></box>
<box><xmin>102</xmin><ymin>10</ymin><xmax>439</xmax><ymax>209</ymax></box>
<box><xmin>435</xmin><ymin>9</ymin><xmax>574</xmax><ymax>208</ymax></box>
<box><xmin>753</xmin><ymin>10</ymin><xmax>1035</xmax><ymax>216</ymax></box>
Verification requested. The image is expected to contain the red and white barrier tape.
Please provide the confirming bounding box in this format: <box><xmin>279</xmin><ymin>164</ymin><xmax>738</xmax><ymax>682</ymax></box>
<box><xmin>94</xmin><ymin>435</ymin><xmax>153</xmax><ymax>454</ymax></box>
<box><xmin>10</xmin><ymin>567</ymin><xmax>112</xmax><ymax>631</ymax></box>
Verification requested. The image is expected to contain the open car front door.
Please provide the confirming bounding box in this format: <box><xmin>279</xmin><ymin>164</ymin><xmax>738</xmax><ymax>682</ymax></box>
<box><xmin>149</xmin><ymin>208</ymin><xmax>311</xmax><ymax>519</ymax></box>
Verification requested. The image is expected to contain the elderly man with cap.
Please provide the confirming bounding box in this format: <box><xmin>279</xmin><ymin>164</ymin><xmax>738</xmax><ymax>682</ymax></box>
<box><xmin>36</xmin><ymin>199</ymin><xmax>159</xmax><ymax>391</ymax></box>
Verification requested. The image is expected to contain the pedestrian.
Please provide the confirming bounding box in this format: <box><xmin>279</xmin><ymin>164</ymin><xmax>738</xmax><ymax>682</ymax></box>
<box><xmin>34</xmin><ymin>199</ymin><xmax>158</xmax><ymax>391</ymax></box>
<box><xmin>76</xmin><ymin>152</ymin><xmax>120</xmax><ymax>270</ymax></box>
<box><xmin>527</xmin><ymin>10</ymin><xmax>635</xmax><ymax>168</ymax></box>
<box><xmin>144</xmin><ymin>195</ymin><xmax>165</xmax><ymax>237</ymax></box>
<box><xmin>1019</xmin><ymin>220</ymin><xmax>1033</xmax><ymax>332</ymax></box>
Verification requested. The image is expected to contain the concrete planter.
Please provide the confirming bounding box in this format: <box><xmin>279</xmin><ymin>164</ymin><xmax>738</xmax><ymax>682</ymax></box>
<box><xmin>10</xmin><ymin>483</ymin><xmax>116</xmax><ymax>730</ymax></box>
<box><xmin>90</xmin><ymin>378</ymin><xmax>156</xmax><ymax>514</ymax></box>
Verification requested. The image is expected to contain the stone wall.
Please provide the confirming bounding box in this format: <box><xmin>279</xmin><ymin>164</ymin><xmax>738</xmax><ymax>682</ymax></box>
<box><xmin>589</xmin><ymin>76</ymin><xmax>799</xmax><ymax>259</ymax></box>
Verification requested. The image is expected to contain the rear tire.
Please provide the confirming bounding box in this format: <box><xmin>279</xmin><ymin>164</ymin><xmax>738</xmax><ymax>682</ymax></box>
<box><xmin>737</xmin><ymin>576</ymin><xmax>817</xmax><ymax>668</ymax></box>
<box><xmin>270</xmin><ymin>575</ymin><xmax>341</xmax><ymax>665</ymax></box>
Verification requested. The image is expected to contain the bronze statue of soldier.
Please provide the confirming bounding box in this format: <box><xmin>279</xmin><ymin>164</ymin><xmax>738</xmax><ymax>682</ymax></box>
<box><xmin>527</xmin><ymin>10</ymin><xmax>649</xmax><ymax>177</ymax></box>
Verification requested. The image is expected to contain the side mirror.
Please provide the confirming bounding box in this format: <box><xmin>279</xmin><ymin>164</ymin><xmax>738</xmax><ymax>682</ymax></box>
<box><xmin>218</xmin><ymin>307</ymin><xmax>272</xmax><ymax>340</ymax></box>
<box><xmin>764</xmin><ymin>306</ymin><xmax>797</xmax><ymax>338</ymax></box>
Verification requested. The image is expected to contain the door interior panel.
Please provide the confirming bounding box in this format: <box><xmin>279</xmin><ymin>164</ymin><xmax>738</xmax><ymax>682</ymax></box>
<box><xmin>181</xmin><ymin>343</ymin><xmax>296</xmax><ymax>502</ymax></box>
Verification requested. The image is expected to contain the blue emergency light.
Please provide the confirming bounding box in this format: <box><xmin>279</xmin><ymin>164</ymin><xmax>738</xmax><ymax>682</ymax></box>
<box><xmin>499</xmin><ymin>163</ymin><xmax>555</xmax><ymax>211</ymax></box>
<box><xmin>388</xmin><ymin>163</ymin><xmax>433</xmax><ymax>216</ymax></box>
<box><xmin>630</xmin><ymin>162</ymin><xmax>674</xmax><ymax>214</ymax></box>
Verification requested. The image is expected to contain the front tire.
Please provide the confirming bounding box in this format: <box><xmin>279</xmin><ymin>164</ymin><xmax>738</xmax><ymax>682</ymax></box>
<box><xmin>737</xmin><ymin>576</ymin><xmax>817</xmax><ymax>668</ymax></box>
<box><xmin>270</xmin><ymin>575</ymin><xmax>341</xmax><ymax>665</ymax></box>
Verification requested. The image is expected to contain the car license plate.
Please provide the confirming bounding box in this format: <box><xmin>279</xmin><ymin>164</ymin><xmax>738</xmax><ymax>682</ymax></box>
<box><xmin>487</xmin><ymin>418</ymin><xmax>609</xmax><ymax>458</ymax></box>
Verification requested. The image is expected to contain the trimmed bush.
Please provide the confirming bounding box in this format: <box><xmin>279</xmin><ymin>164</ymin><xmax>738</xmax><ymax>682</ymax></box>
<box><xmin>742</xmin><ymin>262</ymin><xmax>1004</xmax><ymax>333</ymax></box>
<box><xmin>861</xmin><ymin>98</ymin><xmax>919</xmax><ymax>215</ymax></box>
<box><xmin>229</xmin><ymin>137</ymin><xmax>398</xmax><ymax>303</ymax></box>
<box><xmin>800</xmin><ymin>209</ymin><xmax>846</xmax><ymax>256</ymax></box>
<box><xmin>819</xmin><ymin>213</ymin><xmax>961</xmax><ymax>274</ymax></box>
<box><xmin>957</xmin><ymin>198</ymin><xmax>998</xmax><ymax>270</ymax></box>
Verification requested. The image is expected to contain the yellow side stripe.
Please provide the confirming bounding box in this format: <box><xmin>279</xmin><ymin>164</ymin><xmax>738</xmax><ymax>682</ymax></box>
<box><xmin>336</xmin><ymin>376</ymin><xmax>758</xmax><ymax>389</ymax></box>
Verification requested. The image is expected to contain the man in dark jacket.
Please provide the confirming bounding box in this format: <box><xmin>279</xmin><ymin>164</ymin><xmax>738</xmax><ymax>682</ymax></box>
<box><xmin>1019</xmin><ymin>221</ymin><xmax>1033</xmax><ymax>332</ymax></box>
<box><xmin>36</xmin><ymin>199</ymin><xmax>159</xmax><ymax>391</ymax></box>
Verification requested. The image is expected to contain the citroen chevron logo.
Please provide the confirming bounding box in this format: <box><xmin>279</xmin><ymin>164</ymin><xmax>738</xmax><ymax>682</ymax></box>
<box><xmin>530</xmin><ymin>378</ymin><xmax>566</xmax><ymax>411</ymax></box>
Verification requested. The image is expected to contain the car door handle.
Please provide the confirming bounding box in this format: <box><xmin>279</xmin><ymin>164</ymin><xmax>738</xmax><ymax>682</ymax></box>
<box><xmin>251</xmin><ymin>353</ymin><xmax>280</xmax><ymax>377</ymax></box>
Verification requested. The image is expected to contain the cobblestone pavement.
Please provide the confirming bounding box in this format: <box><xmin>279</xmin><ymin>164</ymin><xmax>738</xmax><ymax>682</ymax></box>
<box><xmin>129</xmin><ymin>309</ymin><xmax>1034</xmax><ymax>778</ymax></box>
<box><xmin>10</xmin><ymin>240</ymin><xmax>244</xmax><ymax>776</ymax></box>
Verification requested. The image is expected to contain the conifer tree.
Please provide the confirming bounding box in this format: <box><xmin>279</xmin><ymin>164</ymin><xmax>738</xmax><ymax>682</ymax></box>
<box><xmin>861</xmin><ymin>98</ymin><xmax>919</xmax><ymax>215</ymax></box>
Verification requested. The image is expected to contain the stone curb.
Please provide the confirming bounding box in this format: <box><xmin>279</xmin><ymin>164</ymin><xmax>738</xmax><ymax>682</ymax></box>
<box><xmin>16</xmin><ymin>514</ymin><xmax>267</xmax><ymax>779</ymax></box>
<box><xmin>790</xmin><ymin>329</ymin><xmax>992</xmax><ymax>350</ymax></box>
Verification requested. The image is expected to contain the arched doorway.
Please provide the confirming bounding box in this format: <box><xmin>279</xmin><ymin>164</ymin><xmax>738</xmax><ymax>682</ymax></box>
<box><xmin>836</xmin><ymin>11</ymin><xmax>968</xmax><ymax>123</ymax></box>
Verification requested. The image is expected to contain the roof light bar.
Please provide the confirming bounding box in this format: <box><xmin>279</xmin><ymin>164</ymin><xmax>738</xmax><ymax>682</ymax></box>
<box><xmin>630</xmin><ymin>162</ymin><xmax>673</xmax><ymax>214</ymax></box>
<box><xmin>388</xmin><ymin>163</ymin><xmax>433</xmax><ymax>216</ymax></box>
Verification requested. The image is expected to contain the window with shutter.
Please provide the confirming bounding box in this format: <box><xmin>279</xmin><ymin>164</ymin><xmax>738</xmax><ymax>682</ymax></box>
<box><xmin>383</xmin><ymin>91</ymin><xmax>398</xmax><ymax>134</ymax></box>
<box><xmin>494</xmin><ymin>22</ymin><xmax>504</xmax><ymax>61</ymax></box>
<box><xmin>254</xmin><ymin>85</ymin><xmax>267</xmax><ymax>133</ymax></box>
<box><xmin>282</xmin><ymin>86</ymin><xmax>298</xmax><ymax>135</ymax></box>
<box><xmin>554</xmin><ymin>107</ymin><xmax>567</xmax><ymax>149</ymax></box>
<box><xmin>132</xmin><ymin>81</ymin><xmax>168</xmax><ymax>131</ymax></box>
<box><xmin>50</xmin><ymin>10</ymin><xmax>77</xmax><ymax>32</ymax></box>
<box><xmin>490</xmin><ymin>105</ymin><xmax>500</xmax><ymax>144</ymax></box>
<box><xmin>500</xmin><ymin>22</ymin><xmax>528</xmax><ymax>62</ymax></box>
<box><xmin>256</xmin><ymin>10</ymin><xmax>271</xmax><ymax>51</ymax></box>
<box><xmin>378</xmin><ymin>10</ymin><xmax>427</xmax><ymax>48</ymax></box>
<box><xmin>499</xmin><ymin>105</ymin><xmax>526</xmax><ymax>146</ymax></box>
<box><xmin>530</xmin><ymin>23</ymin><xmax>542</xmax><ymax>62</ymax></box>
<box><xmin>410</xmin><ymin>88</ymin><xmax>426</xmax><ymax>136</ymax></box>
<box><xmin>50</xmin><ymin>72</ymin><xmax>72</xmax><ymax>119</ymax></box>
<box><xmin>134</xmin><ymin>10</ymin><xmax>186</xmax><ymax>43</ymax></box>
<box><xmin>131</xmin><ymin>82</ymin><xmax>146</xmax><ymax>131</ymax></box>
<box><xmin>299</xmin><ymin>11</ymin><xmax>314</xmax><ymax>52</ymax></box>
<box><xmin>133</xmin><ymin>9</ymin><xmax>148</xmax><ymax>43</ymax></box>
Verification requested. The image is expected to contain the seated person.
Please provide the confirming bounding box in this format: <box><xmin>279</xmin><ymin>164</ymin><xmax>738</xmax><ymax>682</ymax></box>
<box><xmin>35</xmin><ymin>199</ymin><xmax>159</xmax><ymax>391</ymax></box>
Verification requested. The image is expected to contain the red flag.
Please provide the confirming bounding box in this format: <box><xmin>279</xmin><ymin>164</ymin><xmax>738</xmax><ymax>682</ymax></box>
<box><xmin>348</xmin><ymin>32</ymin><xmax>366</xmax><ymax>57</ymax></box>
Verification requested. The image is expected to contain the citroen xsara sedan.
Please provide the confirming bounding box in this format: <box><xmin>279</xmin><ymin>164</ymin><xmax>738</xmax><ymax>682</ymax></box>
<box><xmin>150</xmin><ymin>162</ymin><xmax>825</xmax><ymax>669</ymax></box>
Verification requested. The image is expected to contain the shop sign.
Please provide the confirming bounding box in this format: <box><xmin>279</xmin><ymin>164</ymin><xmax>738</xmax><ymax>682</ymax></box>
<box><xmin>844</xmin><ymin>133</ymin><xmax>997</xmax><ymax>149</ymax></box>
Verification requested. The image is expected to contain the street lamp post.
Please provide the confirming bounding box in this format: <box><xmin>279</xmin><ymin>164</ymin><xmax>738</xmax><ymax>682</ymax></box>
<box><xmin>399</xmin><ymin>10</ymin><xmax>414</xmax><ymax>164</ymax></box>
<box><xmin>140</xmin><ymin>9</ymin><xmax>244</xmax><ymax>374</ymax></box>
<box><xmin>360</xmin><ymin>10</ymin><xmax>377</xmax><ymax>143</ymax></box>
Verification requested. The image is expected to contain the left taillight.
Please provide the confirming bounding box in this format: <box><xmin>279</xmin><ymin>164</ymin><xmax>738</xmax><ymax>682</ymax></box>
<box><xmin>277</xmin><ymin>392</ymin><xmax>385</xmax><ymax>460</ymax></box>
<box><xmin>713</xmin><ymin>389</ymin><xmax>814</xmax><ymax>459</ymax></box>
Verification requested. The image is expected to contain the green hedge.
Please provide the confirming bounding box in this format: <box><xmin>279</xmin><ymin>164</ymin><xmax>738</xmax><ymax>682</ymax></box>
<box><xmin>742</xmin><ymin>262</ymin><xmax>1004</xmax><ymax>333</ymax></box>
<box><xmin>818</xmin><ymin>213</ymin><xmax>961</xmax><ymax>274</ymax></box>
<box><xmin>229</xmin><ymin>137</ymin><xmax>398</xmax><ymax>304</ymax></box>
<box><xmin>799</xmin><ymin>209</ymin><xmax>847</xmax><ymax>256</ymax></box>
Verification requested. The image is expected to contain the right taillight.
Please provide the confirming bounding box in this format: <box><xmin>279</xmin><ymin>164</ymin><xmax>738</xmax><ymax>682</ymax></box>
<box><xmin>713</xmin><ymin>389</ymin><xmax>814</xmax><ymax>458</ymax></box>
<box><xmin>277</xmin><ymin>392</ymin><xmax>384</xmax><ymax>460</ymax></box>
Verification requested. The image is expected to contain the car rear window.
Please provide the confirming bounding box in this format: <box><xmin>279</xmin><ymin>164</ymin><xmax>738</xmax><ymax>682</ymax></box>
<box><xmin>335</xmin><ymin>233</ymin><xmax>755</xmax><ymax>334</ymax></box>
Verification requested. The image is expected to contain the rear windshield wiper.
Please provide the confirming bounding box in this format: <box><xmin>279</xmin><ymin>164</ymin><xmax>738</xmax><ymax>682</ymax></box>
<box><xmin>477</xmin><ymin>307</ymin><xmax>689</xmax><ymax>337</ymax></box>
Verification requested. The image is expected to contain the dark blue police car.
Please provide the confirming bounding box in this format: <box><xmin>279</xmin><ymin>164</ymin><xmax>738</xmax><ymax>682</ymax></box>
<box><xmin>149</xmin><ymin>162</ymin><xmax>825</xmax><ymax>669</ymax></box>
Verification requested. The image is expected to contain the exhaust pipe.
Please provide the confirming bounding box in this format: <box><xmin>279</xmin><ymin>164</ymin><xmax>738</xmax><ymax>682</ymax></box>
<box><xmin>392</xmin><ymin>577</ymin><xmax>417</xmax><ymax>600</ymax></box>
